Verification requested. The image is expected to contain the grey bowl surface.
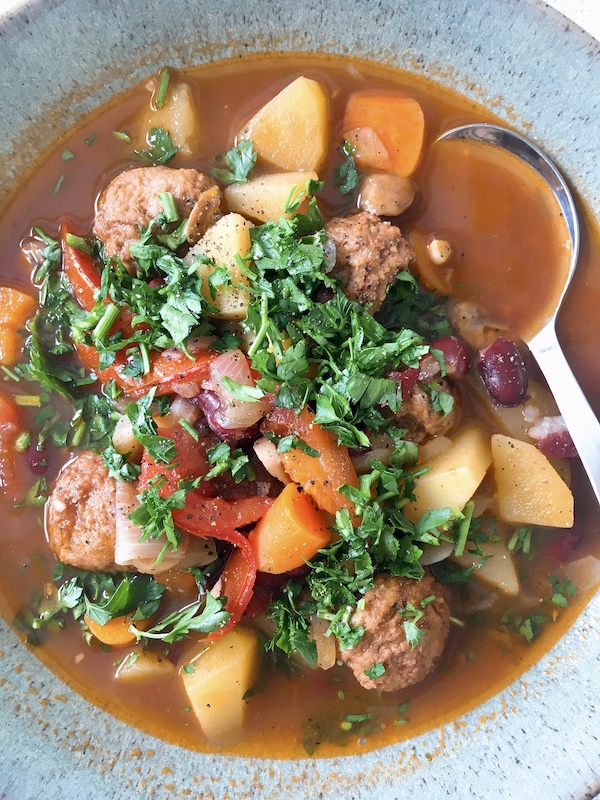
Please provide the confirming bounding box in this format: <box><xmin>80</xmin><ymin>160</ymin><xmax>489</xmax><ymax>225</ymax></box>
<box><xmin>0</xmin><ymin>1</ymin><xmax>599</xmax><ymax>799</ymax></box>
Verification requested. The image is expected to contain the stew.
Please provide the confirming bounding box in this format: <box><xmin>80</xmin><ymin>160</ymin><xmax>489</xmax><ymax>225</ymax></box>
<box><xmin>0</xmin><ymin>54</ymin><xmax>598</xmax><ymax>759</ymax></box>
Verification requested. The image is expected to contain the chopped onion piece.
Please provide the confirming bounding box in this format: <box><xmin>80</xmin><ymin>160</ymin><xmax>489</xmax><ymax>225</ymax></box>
<box><xmin>114</xmin><ymin>480</ymin><xmax>189</xmax><ymax>574</ymax></box>
<box><xmin>202</xmin><ymin>348</ymin><xmax>270</xmax><ymax>430</ymax></box>
<box><xmin>419</xmin><ymin>539</ymin><xmax>454</xmax><ymax>566</ymax></box>
<box><xmin>160</xmin><ymin>395</ymin><xmax>201</xmax><ymax>429</ymax></box>
<box><xmin>564</xmin><ymin>555</ymin><xmax>600</xmax><ymax>593</ymax></box>
<box><xmin>309</xmin><ymin>615</ymin><xmax>337</xmax><ymax>670</ymax></box>
<box><xmin>253</xmin><ymin>437</ymin><xmax>290</xmax><ymax>484</ymax></box>
<box><xmin>112</xmin><ymin>414</ymin><xmax>143</xmax><ymax>461</ymax></box>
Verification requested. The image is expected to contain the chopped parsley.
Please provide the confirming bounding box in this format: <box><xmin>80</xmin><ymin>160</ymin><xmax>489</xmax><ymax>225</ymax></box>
<box><xmin>364</xmin><ymin>661</ymin><xmax>386</xmax><ymax>679</ymax></box>
<box><xmin>399</xmin><ymin>595</ymin><xmax>435</xmax><ymax>649</ymax></box>
<box><xmin>135</xmin><ymin>127</ymin><xmax>180</xmax><ymax>165</ymax></box>
<box><xmin>131</xmin><ymin>592</ymin><xmax>230</xmax><ymax>643</ymax></box>
<box><xmin>212</xmin><ymin>140</ymin><xmax>257</xmax><ymax>185</ymax></box>
<box><xmin>333</xmin><ymin>139</ymin><xmax>360</xmax><ymax>196</ymax></box>
<box><xmin>549</xmin><ymin>575</ymin><xmax>576</xmax><ymax>608</ymax></box>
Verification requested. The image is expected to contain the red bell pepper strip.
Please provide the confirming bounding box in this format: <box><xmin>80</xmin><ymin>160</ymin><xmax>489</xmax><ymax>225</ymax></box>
<box><xmin>0</xmin><ymin>392</ymin><xmax>22</xmax><ymax>502</ymax></box>
<box><xmin>62</xmin><ymin>225</ymin><xmax>218</xmax><ymax>398</ymax></box>
<box><xmin>173</xmin><ymin>494</ymin><xmax>270</xmax><ymax>639</ymax></box>
<box><xmin>60</xmin><ymin>222</ymin><xmax>101</xmax><ymax>311</ymax></box>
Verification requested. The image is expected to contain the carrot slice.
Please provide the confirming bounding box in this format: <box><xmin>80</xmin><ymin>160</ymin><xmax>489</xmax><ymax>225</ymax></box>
<box><xmin>262</xmin><ymin>406</ymin><xmax>358</xmax><ymax>516</ymax></box>
<box><xmin>248</xmin><ymin>483</ymin><xmax>331</xmax><ymax>573</ymax></box>
<box><xmin>84</xmin><ymin>613</ymin><xmax>138</xmax><ymax>647</ymax></box>
<box><xmin>342</xmin><ymin>90</ymin><xmax>425</xmax><ymax>177</ymax></box>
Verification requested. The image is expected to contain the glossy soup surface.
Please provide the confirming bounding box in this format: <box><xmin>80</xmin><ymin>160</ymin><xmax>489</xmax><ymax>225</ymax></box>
<box><xmin>0</xmin><ymin>55</ymin><xmax>599</xmax><ymax>759</ymax></box>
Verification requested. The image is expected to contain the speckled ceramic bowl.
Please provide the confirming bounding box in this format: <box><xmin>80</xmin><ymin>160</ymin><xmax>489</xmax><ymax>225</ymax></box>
<box><xmin>1</xmin><ymin>1</ymin><xmax>599</xmax><ymax>798</ymax></box>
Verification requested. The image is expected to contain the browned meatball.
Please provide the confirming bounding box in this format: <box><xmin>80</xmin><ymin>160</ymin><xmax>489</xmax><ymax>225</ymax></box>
<box><xmin>93</xmin><ymin>166</ymin><xmax>220</xmax><ymax>270</ymax></box>
<box><xmin>46</xmin><ymin>451</ymin><xmax>117</xmax><ymax>572</ymax></box>
<box><xmin>325</xmin><ymin>211</ymin><xmax>413</xmax><ymax>313</ymax></box>
<box><xmin>395</xmin><ymin>378</ymin><xmax>460</xmax><ymax>443</ymax></box>
<box><xmin>339</xmin><ymin>572</ymin><xmax>450</xmax><ymax>692</ymax></box>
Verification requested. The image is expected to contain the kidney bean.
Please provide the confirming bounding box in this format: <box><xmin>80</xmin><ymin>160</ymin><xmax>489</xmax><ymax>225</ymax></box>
<box><xmin>386</xmin><ymin>367</ymin><xmax>419</xmax><ymax>395</ymax></box>
<box><xmin>535</xmin><ymin>430</ymin><xmax>578</xmax><ymax>459</ymax></box>
<box><xmin>28</xmin><ymin>449</ymin><xmax>48</xmax><ymax>475</ymax></box>
<box><xmin>477</xmin><ymin>337</ymin><xmax>528</xmax><ymax>406</ymax></box>
<box><xmin>431</xmin><ymin>335</ymin><xmax>471</xmax><ymax>380</ymax></box>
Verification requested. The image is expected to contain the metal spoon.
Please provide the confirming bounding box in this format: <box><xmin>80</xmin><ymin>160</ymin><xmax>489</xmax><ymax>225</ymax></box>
<box><xmin>438</xmin><ymin>122</ymin><xmax>600</xmax><ymax>506</ymax></box>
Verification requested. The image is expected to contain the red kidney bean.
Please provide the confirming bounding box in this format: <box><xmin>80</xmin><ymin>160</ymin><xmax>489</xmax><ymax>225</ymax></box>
<box><xmin>28</xmin><ymin>449</ymin><xmax>48</xmax><ymax>475</ymax></box>
<box><xmin>431</xmin><ymin>335</ymin><xmax>471</xmax><ymax>380</ymax></box>
<box><xmin>477</xmin><ymin>337</ymin><xmax>528</xmax><ymax>406</ymax></box>
<box><xmin>534</xmin><ymin>430</ymin><xmax>578</xmax><ymax>459</ymax></box>
<box><xmin>546</xmin><ymin>524</ymin><xmax>584</xmax><ymax>563</ymax></box>
<box><xmin>386</xmin><ymin>367</ymin><xmax>419</xmax><ymax>395</ymax></box>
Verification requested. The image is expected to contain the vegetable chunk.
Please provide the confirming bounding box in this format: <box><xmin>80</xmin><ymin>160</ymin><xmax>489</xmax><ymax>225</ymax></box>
<box><xmin>239</xmin><ymin>76</ymin><xmax>329</xmax><ymax>171</ymax></box>
<box><xmin>224</xmin><ymin>171</ymin><xmax>319</xmax><ymax>223</ymax></box>
<box><xmin>191</xmin><ymin>213</ymin><xmax>253</xmax><ymax>319</ymax></box>
<box><xmin>262</xmin><ymin>406</ymin><xmax>359</xmax><ymax>516</ymax></box>
<box><xmin>491</xmin><ymin>434</ymin><xmax>574</xmax><ymax>527</ymax></box>
<box><xmin>181</xmin><ymin>628</ymin><xmax>259</xmax><ymax>743</ymax></box>
<box><xmin>248</xmin><ymin>483</ymin><xmax>331</xmax><ymax>573</ymax></box>
<box><xmin>139</xmin><ymin>80</ymin><xmax>201</xmax><ymax>157</ymax></box>
<box><xmin>404</xmin><ymin>426</ymin><xmax>492</xmax><ymax>521</ymax></box>
<box><xmin>342</xmin><ymin>90</ymin><xmax>425</xmax><ymax>177</ymax></box>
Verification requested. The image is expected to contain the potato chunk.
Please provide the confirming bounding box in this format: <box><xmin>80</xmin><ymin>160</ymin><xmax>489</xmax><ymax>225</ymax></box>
<box><xmin>224</xmin><ymin>171</ymin><xmax>319</xmax><ymax>223</ymax></box>
<box><xmin>452</xmin><ymin>538</ymin><xmax>519</xmax><ymax>596</ymax></box>
<box><xmin>180</xmin><ymin>628</ymin><xmax>259</xmax><ymax>744</ymax></box>
<box><xmin>491</xmin><ymin>434</ymin><xmax>574</xmax><ymax>527</ymax></box>
<box><xmin>239</xmin><ymin>76</ymin><xmax>329</xmax><ymax>172</ymax></box>
<box><xmin>189</xmin><ymin>213</ymin><xmax>253</xmax><ymax>319</ymax></box>
<box><xmin>404</xmin><ymin>426</ymin><xmax>492</xmax><ymax>522</ymax></box>
<box><xmin>139</xmin><ymin>81</ymin><xmax>201</xmax><ymax>157</ymax></box>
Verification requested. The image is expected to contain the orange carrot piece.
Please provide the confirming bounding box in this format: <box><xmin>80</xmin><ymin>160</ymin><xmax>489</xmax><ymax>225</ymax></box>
<box><xmin>0</xmin><ymin>327</ymin><xmax>25</xmax><ymax>366</ymax></box>
<box><xmin>0</xmin><ymin>287</ymin><xmax>37</xmax><ymax>327</ymax></box>
<box><xmin>248</xmin><ymin>483</ymin><xmax>331</xmax><ymax>573</ymax></box>
<box><xmin>262</xmin><ymin>406</ymin><xmax>358</xmax><ymax>516</ymax></box>
<box><xmin>84</xmin><ymin>613</ymin><xmax>138</xmax><ymax>647</ymax></box>
<box><xmin>342</xmin><ymin>90</ymin><xmax>425</xmax><ymax>178</ymax></box>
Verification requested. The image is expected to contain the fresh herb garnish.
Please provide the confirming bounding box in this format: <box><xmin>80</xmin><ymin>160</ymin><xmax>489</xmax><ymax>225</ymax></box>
<box><xmin>333</xmin><ymin>139</ymin><xmax>360</xmax><ymax>196</ymax></box>
<box><xmin>131</xmin><ymin>592</ymin><xmax>230</xmax><ymax>643</ymax></box>
<box><xmin>212</xmin><ymin>140</ymin><xmax>257</xmax><ymax>185</ymax></box>
<box><xmin>135</xmin><ymin>127</ymin><xmax>179</xmax><ymax>165</ymax></box>
<box><xmin>399</xmin><ymin>595</ymin><xmax>435</xmax><ymax>649</ymax></box>
<box><xmin>549</xmin><ymin>575</ymin><xmax>576</xmax><ymax>608</ymax></box>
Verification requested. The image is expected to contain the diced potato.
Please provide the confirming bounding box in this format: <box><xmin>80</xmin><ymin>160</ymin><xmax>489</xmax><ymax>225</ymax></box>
<box><xmin>452</xmin><ymin>538</ymin><xmax>519</xmax><ymax>596</ymax></box>
<box><xmin>224</xmin><ymin>171</ymin><xmax>319</xmax><ymax>223</ymax></box>
<box><xmin>190</xmin><ymin>213</ymin><xmax>253</xmax><ymax>319</ymax></box>
<box><xmin>140</xmin><ymin>80</ymin><xmax>201</xmax><ymax>157</ymax></box>
<box><xmin>404</xmin><ymin>426</ymin><xmax>492</xmax><ymax>522</ymax></box>
<box><xmin>239</xmin><ymin>76</ymin><xmax>329</xmax><ymax>172</ymax></box>
<box><xmin>180</xmin><ymin>628</ymin><xmax>259</xmax><ymax>744</ymax></box>
<box><xmin>115</xmin><ymin>650</ymin><xmax>175</xmax><ymax>682</ymax></box>
<box><xmin>491</xmin><ymin>434</ymin><xmax>574</xmax><ymax>527</ymax></box>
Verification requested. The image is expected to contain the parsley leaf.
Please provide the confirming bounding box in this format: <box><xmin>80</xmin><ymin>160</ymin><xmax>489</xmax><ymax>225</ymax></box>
<box><xmin>212</xmin><ymin>140</ymin><xmax>257</xmax><ymax>185</ymax></box>
<box><xmin>131</xmin><ymin>592</ymin><xmax>230</xmax><ymax>643</ymax></box>
<box><xmin>135</xmin><ymin>127</ymin><xmax>180</xmax><ymax>165</ymax></box>
<box><xmin>364</xmin><ymin>661</ymin><xmax>386</xmax><ymax>679</ymax></box>
<box><xmin>334</xmin><ymin>139</ymin><xmax>360</xmax><ymax>195</ymax></box>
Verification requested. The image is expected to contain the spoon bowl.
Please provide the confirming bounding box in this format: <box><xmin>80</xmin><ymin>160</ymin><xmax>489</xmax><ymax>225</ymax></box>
<box><xmin>438</xmin><ymin>123</ymin><xmax>600</xmax><ymax>506</ymax></box>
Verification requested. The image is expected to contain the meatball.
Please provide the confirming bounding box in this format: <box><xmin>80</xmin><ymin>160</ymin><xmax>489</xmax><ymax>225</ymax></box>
<box><xmin>46</xmin><ymin>451</ymin><xmax>117</xmax><ymax>572</ymax></box>
<box><xmin>395</xmin><ymin>378</ymin><xmax>460</xmax><ymax>443</ymax></box>
<box><xmin>325</xmin><ymin>211</ymin><xmax>413</xmax><ymax>313</ymax></box>
<box><xmin>93</xmin><ymin>166</ymin><xmax>220</xmax><ymax>270</ymax></box>
<box><xmin>339</xmin><ymin>572</ymin><xmax>450</xmax><ymax>692</ymax></box>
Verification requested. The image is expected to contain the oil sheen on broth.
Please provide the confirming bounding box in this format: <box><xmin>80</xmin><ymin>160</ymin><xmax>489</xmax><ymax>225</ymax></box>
<box><xmin>0</xmin><ymin>54</ymin><xmax>598</xmax><ymax>759</ymax></box>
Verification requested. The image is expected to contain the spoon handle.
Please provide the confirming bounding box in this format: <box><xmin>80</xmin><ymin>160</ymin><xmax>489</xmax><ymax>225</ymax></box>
<box><xmin>528</xmin><ymin>323</ymin><xmax>600</xmax><ymax>506</ymax></box>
